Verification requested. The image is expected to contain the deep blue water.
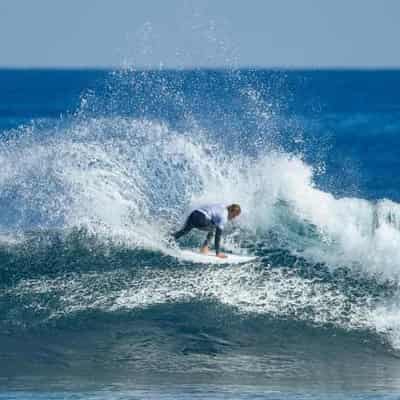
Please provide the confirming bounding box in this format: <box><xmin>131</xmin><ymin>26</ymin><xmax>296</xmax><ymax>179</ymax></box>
<box><xmin>1</xmin><ymin>69</ymin><xmax>400</xmax><ymax>399</ymax></box>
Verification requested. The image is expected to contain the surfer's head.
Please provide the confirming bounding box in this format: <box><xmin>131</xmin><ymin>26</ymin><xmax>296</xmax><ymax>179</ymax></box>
<box><xmin>227</xmin><ymin>204</ymin><xmax>241</xmax><ymax>220</ymax></box>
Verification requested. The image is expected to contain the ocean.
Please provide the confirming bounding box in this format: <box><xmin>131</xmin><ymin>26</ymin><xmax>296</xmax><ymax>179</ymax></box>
<box><xmin>1</xmin><ymin>68</ymin><xmax>400</xmax><ymax>399</ymax></box>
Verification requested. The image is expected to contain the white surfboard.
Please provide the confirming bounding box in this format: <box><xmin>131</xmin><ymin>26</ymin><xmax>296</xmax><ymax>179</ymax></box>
<box><xmin>177</xmin><ymin>249</ymin><xmax>257</xmax><ymax>265</ymax></box>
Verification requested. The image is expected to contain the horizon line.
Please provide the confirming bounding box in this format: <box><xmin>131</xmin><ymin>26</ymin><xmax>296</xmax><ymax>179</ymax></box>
<box><xmin>1</xmin><ymin>65</ymin><xmax>400</xmax><ymax>72</ymax></box>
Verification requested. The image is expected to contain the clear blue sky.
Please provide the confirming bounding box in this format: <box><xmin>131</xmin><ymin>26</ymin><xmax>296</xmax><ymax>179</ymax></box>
<box><xmin>1</xmin><ymin>0</ymin><xmax>400</xmax><ymax>68</ymax></box>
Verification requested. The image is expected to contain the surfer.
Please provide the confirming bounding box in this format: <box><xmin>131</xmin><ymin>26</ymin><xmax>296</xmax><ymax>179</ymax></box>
<box><xmin>173</xmin><ymin>204</ymin><xmax>241</xmax><ymax>258</ymax></box>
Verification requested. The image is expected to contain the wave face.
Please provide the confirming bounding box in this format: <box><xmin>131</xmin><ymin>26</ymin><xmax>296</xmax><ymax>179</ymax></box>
<box><xmin>1</xmin><ymin>69</ymin><xmax>400</xmax><ymax>388</ymax></box>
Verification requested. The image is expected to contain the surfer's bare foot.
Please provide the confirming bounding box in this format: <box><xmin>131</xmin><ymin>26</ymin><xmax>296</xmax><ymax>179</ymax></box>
<box><xmin>200</xmin><ymin>245</ymin><xmax>209</xmax><ymax>254</ymax></box>
<box><xmin>216</xmin><ymin>252</ymin><xmax>227</xmax><ymax>259</ymax></box>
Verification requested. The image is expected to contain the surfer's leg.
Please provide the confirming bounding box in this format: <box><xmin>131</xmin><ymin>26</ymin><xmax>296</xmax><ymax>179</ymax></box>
<box><xmin>202</xmin><ymin>231</ymin><xmax>214</xmax><ymax>247</ymax></box>
<box><xmin>173</xmin><ymin>212</ymin><xmax>198</xmax><ymax>240</ymax></box>
<box><xmin>200</xmin><ymin>230</ymin><xmax>213</xmax><ymax>254</ymax></box>
<box><xmin>174</xmin><ymin>210</ymin><xmax>212</xmax><ymax>242</ymax></box>
<box><xmin>173</xmin><ymin>222</ymin><xmax>193</xmax><ymax>240</ymax></box>
<box><xmin>215</xmin><ymin>227</ymin><xmax>222</xmax><ymax>254</ymax></box>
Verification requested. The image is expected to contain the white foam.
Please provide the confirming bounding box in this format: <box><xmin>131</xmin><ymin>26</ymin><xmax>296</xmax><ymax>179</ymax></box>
<box><xmin>4</xmin><ymin>116</ymin><xmax>400</xmax><ymax>280</ymax></box>
<box><xmin>4</xmin><ymin>116</ymin><xmax>400</xmax><ymax>281</ymax></box>
<box><xmin>2</xmin><ymin>116</ymin><xmax>400</xmax><ymax>350</ymax></box>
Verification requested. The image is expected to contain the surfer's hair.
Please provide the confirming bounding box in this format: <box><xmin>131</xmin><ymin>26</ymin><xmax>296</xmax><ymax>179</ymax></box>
<box><xmin>228</xmin><ymin>204</ymin><xmax>241</xmax><ymax>215</ymax></box>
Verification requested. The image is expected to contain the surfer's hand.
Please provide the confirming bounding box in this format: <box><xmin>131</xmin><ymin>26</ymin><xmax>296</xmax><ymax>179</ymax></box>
<box><xmin>216</xmin><ymin>253</ymin><xmax>227</xmax><ymax>259</ymax></box>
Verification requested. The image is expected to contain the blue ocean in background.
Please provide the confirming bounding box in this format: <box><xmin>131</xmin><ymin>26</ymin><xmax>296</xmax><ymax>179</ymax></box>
<box><xmin>1</xmin><ymin>69</ymin><xmax>400</xmax><ymax>399</ymax></box>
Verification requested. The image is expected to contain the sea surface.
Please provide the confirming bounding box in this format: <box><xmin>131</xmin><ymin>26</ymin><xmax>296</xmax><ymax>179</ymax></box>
<box><xmin>1</xmin><ymin>69</ymin><xmax>400</xmax><ymax>399</ymax></box>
